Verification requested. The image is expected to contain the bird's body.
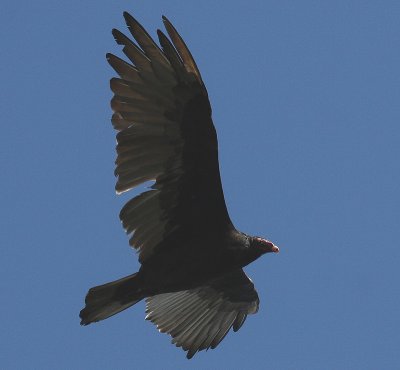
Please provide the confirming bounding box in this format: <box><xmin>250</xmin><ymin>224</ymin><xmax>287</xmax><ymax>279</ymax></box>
<box><xmin>137</xmin><ymin>229</ymin><xmax>261</xmax><ymax>293</ymax></box>
<box><xmin>80</xmin><ymin>12</ymin><xmax>279</xmax><ymax>359</ymax></box>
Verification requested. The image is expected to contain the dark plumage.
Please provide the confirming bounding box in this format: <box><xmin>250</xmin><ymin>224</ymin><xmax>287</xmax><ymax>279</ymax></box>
<box><xmin>80</xmin><ymin>12</ymin><xmax>279</xmax><ymax>359</ymax></box>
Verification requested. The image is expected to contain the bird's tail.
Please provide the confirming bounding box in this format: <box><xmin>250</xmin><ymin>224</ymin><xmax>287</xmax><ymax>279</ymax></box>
<box><xmin>80</xmin><ymin>272</ymin><xmax>144</xmax><ymax>325</ymax></box>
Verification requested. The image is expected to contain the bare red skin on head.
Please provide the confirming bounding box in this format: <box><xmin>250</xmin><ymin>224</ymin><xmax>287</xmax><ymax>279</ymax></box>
<box><xmin>255</xmin><ymin>237</ymin><xmax>280</xmax><ymax>253</ymax></box>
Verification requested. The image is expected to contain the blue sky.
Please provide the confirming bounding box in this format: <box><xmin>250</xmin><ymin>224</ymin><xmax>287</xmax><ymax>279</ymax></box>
<box><xmin>2</xmin><ymin>1</ymin><xmax>400</xmax><ymax>369</ymax></box>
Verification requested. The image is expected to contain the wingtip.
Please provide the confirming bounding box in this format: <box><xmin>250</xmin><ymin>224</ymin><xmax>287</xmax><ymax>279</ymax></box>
<box><xmin>122</xmin><ymin>11</ymin><xmax>131</xmax><ymax>19</ymax></box>
<box><xmin>156</xmin><ymin>29</ymin><xmax>167</xmax><ymax>40</ymax></box>
<box><xmin>162</xmin><ymin>15</ymin><xmax>174</xmax><ymax>27</ymax></box>
<box><xmin>123</xmin><ymin>11</ymin><xmax>137</xmax><ymax>25</ymax></box>
<box><xmin>111</xmin><ymin>28</ymin><xmax>120</xmax><ymax>40</ymax></box>
<box><xmin>79</xmin><ymin>310</ymin><xmax>89</xmax><ymax>326</ymax></box>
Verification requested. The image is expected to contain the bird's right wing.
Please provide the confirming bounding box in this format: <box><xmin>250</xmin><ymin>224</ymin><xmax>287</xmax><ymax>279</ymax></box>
<box><xmin>145</xmin><ymin>269</ymin><xmax>259</xmax><ymax>359</ymax></box>
<box><xmin>109</xmin><ymin>13</ymin><xmax>234</xmax><ymax>263</ymax></box>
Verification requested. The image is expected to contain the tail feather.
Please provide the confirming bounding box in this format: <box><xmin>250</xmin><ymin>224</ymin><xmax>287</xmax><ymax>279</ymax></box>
<box><xmin>80</xmin><ymin>273</ymin><xmax>144</xmax><ymax>325</ymax></box>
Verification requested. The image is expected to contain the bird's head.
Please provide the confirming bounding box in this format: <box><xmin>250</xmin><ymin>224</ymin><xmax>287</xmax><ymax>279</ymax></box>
<box><xmin>251</xmin><ymin>237</ymin><xmax>279</xmax><ymax>254</ymax></box>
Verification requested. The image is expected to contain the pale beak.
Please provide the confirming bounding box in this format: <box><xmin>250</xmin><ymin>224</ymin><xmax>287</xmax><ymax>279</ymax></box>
<box><xmin>271</xmin><ymin>244</ymin><xmax>280</xmax><ymax>253</ymax></box>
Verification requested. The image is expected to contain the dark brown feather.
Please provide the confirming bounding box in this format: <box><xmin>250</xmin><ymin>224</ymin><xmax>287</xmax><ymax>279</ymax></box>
<box><xmin>123</xmin><ymin>12</ymin><xmax>169</xmax><ymax>66</ymax></box>
<box><xmin>162</xmin><ymin>15</ymin><xmax>204</xmax><ymax>85</ymax></box>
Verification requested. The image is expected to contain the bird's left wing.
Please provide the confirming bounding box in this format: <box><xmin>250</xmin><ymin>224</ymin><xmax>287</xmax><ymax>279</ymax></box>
<box><xmin>109</xmin><ymin>13</ymin><xmax>234</xmax><ymax>263</ymax></box>
<box><xmin>145</xmin><ymin>269</ymin><xmax>259</xmax><ymax>359</ymax></box>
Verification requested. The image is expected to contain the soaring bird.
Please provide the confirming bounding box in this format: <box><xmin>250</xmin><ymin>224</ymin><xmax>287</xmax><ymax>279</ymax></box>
<box><xmin>80</xmin><ymin>12</ymin><xmax>279</xmax><ymax>359</ymax></box>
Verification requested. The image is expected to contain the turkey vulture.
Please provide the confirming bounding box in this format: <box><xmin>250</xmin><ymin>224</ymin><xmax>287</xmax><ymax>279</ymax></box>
<box><xmin>80</xmin><ymin>12</ymin><xmax>279</xmax><ymax>359</ymax></box>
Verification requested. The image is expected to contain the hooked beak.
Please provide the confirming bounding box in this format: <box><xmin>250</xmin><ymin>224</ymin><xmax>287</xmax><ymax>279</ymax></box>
<box><xmin>271</xmin><ymin>244</ymin><xmax>280</xmax><ymax>253</ymax></box>
<box><xmin>256</xmin><ymin>237</ymin><xmax>280</xmax><ymax>254</ymax></box>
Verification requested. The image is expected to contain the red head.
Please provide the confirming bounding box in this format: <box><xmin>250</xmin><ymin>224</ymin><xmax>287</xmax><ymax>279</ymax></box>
<box><xmin>252</xmin><ymin>237</ymin><xmax>279</xmax><ymax>254</ymax></box>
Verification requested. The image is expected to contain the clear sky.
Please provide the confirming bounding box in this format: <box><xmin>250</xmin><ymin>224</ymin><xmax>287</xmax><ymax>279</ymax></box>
<box><xmin>2</xmin><ymin>1</ymin><xmax>400</xmax><ymax>369</ymax></box>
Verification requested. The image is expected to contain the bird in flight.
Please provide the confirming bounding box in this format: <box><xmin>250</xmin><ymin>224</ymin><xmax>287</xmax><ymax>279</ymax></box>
<box><xmin>80</xmin><ymin>12</ymin><xmax>279</xmax><ymax>359</ymax></box>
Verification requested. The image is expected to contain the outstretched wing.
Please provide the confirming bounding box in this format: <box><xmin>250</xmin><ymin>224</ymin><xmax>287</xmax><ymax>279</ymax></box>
<box><xmin>109</xmin><ymin>13</ymin><xmax>234</xmax><ymax>263</ymax></box>
<box><xmin>145</xmin><ymin>269</ymin><xmax>259</xmax><ymax>359</ymax></box>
